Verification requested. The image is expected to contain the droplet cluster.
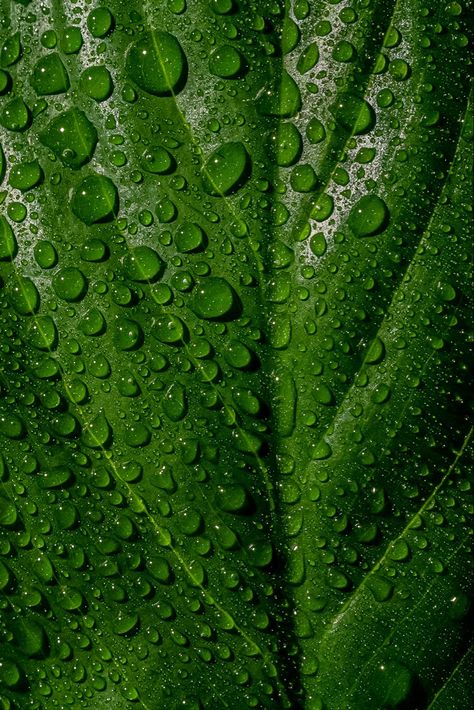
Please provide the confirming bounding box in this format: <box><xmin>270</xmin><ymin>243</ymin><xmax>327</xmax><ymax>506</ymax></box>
<box><xmin>0</xmin><ymin>0</ymin><xmax>471</xmax><ymax>708</ymax></box>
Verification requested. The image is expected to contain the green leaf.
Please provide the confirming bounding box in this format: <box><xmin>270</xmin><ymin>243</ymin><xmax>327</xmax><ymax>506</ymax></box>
<box><xmin>0</xmin><ymin>1</ymin><xmax>472</xmax><ymax>709</ymax></box>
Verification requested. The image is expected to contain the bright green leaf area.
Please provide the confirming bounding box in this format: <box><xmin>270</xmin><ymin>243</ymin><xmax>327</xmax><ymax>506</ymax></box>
<box><xmin>0</xmin><ymin>1</ymin><xmax>472</xmax><ymax>709</ymax></box>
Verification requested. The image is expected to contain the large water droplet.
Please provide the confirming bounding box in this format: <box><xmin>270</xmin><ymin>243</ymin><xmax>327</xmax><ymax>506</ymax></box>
<box><xmin>126</xmin><ymin>31</ymin><xmax>187</xmax><ymax>96</ymax></box>
<box><xmin>209</xmin><ymin>45</ymin><xmax>244</xmax><ymax>78</ymax></box>
<box><xmin>31</xmin><ymin>53</ymin><xmax>70</xmax><ymax>95</ymax></box>
<box><xmin>53</xmin><ymin>267</ymin><xmax>87</xmax><ymax>302</ymax></box>
<box><xmin>202</xmin><ymin>141</ymin><xmax>250</xmax><ymax>196</ymax></box>
<box><xmin>72</xmin><ymin>173</ymin><xmax>118</xmax><ymax>224</ymax></box>
<box><xmin>348</xmin><ymin>195</ymin><xmax>389</xmax><ymax>236</ymax></box>
<box><xmin>0</xmin><ymin>216</ymin><xmax>17</xmax><ymax>260</ymax></box>
<box><xmin>40</xmin><ymin>109</ymin><xmax>98</xmax><ymax>169</ymax></box>
<box><xmin>125</xmin><ymin>246</ymin><xmax>163</xmax><ymax>281</ymax></box>
<box><xmin>80</xmin><ymin>65</ymin><xmax>113</xmax><ymax>101</ymax></box>
<box><xmin>257</xmin><ymin>72</ymin><xmax>301</xmax><ymax>117</ymax></box>
<box><xmin>274</xmin><ymin>122</ymin><xmax>302</xmax><ymax>167</ymax></box>
<box><xmin>191</xmin><ymin>277</ymin><xmax>239</xmax><ymax>320</ymax></box>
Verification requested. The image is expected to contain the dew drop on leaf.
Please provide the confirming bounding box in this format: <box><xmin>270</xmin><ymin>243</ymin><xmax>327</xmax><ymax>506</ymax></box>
<box><xmin>291</xmin><ymin>164</ymin><xmax>318</xmax><ymax>193</ymax></box>
<box><xmin>142</xmin><ymin>145</ymin><xmax>173</xmax><ymax>174</ymax></box>
<box><xmin>257</xmin><ymin>72</ymin><xmax>301</xmax><ymax>117</ymax></box>
<box><xmin>153</xmin><ymin>315</ymin><xmax>185</xmax><ymax>343</ymax></box>
<box><xmin>125</xmin><ymin>246</ymin><xmax>163</xmax><ymax>281</ymax></box>
<box><xmin>114</xmin><ymin>318</ymin><xmax>143</xmax><ymax>351</ymax></box>
<box><xmin>80</xmin><ymin>65</ymin><xmax>113</xmax><ymax>101</ymax></box>
<box><xmin>209</xmin><ymin>45</ymin><xmax>244</xmax><ymax>78</ymax></box>
<box><xmin>348</xmin><ymin>195</ymin><xmax>390</xmax><ymax>236</ymax></box>
<box><xmin>274</xmin><ymin>122</ymin><xmax>303</xmax><ymax>167</ymax></box>
<box><xmin>31</xmin><ymin>53</ymin><xmax>69</xmax><ymax>95</ymax></box>
<box><xmin>297</xmin><ymin>42</ymin><xmax>319</xmax><ymax>74</ymax></box>
<box><xmin>0</xmin><ymin>69</ymin><xmax>9</xmax><ymax>94</ymax></box>
<box><xmin>60</xmin><ymin>26</ymin><xmax>83</xmax><ymax>54</ymax></box>
<box><xmin>9</xmin><ymin>277</ymin><xmax>40</xmax><ymax>314</ymax></box>
<box><xmin>87</xmin><ymin>7</ymin><xmax>114</xmax><ymax>38</ymax></box>
<box><xmin>126</xmin><ymin>31</ymin><xmax>187</xmax><ymax>96</ymax></box>
<box><xmin>8</xmin><ymin>160</ymin><xmax>43</xmax><ymax>191</ymax></box>
<box><xmin>53</xmin><ymin>267</ymin><xmax>87</xmax><ymax>302</ymax></box>
<box><xmin>0</xmin><ymin>216</ymin><xmax>17</xmax><ymax>260</ymax></box>
<box><xmin>71</xmin><ymin>173</ymin><xmax>118</xmax><ymax>224</ymax></box>
<box><xmin>40</xmin><ymin>109</ymin><xmax>98</xmax><ymax>169</ymax></box>
<box><xmin>202</xmin><ymin>141</ymin><xmax>250</xmax><ymax>196</ymax></box>
<box><xmin>191</xmin><ymin>277</ymin><xmax>238</xmax><ymax>320</ymax></box>
<box><xmin>175</xmin><ymin>222</ymin><xmax>205</xmax><ymax>252</ymax></box>
<box><xmin>28</xmin><ymin>316</ymin><xmax>57</xmax><ymax>350</ymax></box>
<box><xmin>1</xmin><ymin>97</ymin><xmax>30</xmax><ymax>131</ymax></box>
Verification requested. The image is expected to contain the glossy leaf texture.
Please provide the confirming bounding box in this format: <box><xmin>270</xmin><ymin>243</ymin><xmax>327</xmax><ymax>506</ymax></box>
<box><xmin>0</xmin><ymin>1</ymin><xmax>472</xmax><ymax>708</ymax></box>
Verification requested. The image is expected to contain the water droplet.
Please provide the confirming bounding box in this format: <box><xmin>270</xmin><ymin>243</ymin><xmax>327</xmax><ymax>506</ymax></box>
<box><xmin>0</xmin><ymin>496</ymin><xmax>18</xmax><ymax>523</ymax></box>
<box><xmin>153</xmin><ymin>315</ymin><xmax>185</xmax><ymax>343</ymax></box>
<box><xmin>297</xmin><ymin>42</ymin><xmax>319</xmax><ymax>73</ymax></box>
<box><xmin>371</xmin><ymin>383</ymin><xmax>391</xmax><ymax>404</ymax></box>
<box><xmin>127</xmin><ymin>31</ymin><xmax>187</xmax><ymax>96</ymax></box>
<box><xmin>115</xmin><ymin>611</ymin><xmax>139</xmax><ymax>635</ymax></box>
<box><xmin>348</xmin><ymin>195</ymin><xmax>389</xmax><ymax>236</ymax></box>
<box><xmin>209</xmin><ymin>45</ymin><xmax>244</xmax><ymax>78</ymax></box>
<box><xmin>142</xmin><ymin>145</ymin><xmax>173</xmax><ymax>174</ymax></box>
<box><xmin>306</xmin><ymin>118</ymin><xmax>326</xmax><ymax>145</ymax></box>
<box><xmin>191</xmin><ymin>277</ymin><xmax>239</xmax><ymax>320</ymax></box>
<box><xmin>72</xmin><ymin>173</ymin><xmax>118</xmax><ymax>224</ymax></box>
<box><xmin>9</xmin><ymin>277</ymin><xmax>40</xmax><ymax>314</ymax></box>
<box><xmin>80</xmin><ymin>65</ymin><xmax>113</xmax><ymax>101</ymax></box>
<box><xmin>367</xmin><ymin>575</ymin><xmax>394</xmax><ymax>602</ymax></box>
<box><xmin>290</xmin><ymin>164</ymin><xmax>318</xmax><ymax>192</ymax></box>
<box><xmin>156</xmin><ymin>197</ymin><xmax>177</xmax><ymax>222</ymax></box>
<box><xmin>175</xmin><ymin>222</ymin><xmax>205</xmax><ymax>252</ymax></box>
<box><xmin>53</xmin><ymin>267</ymin><xmax>87</xmax><ymax>302</ymax></box>
<box><xmin>311</xmin><ymin>440</ymin><xmax>332</xmax><ymax>460</ymax></box>
<box><xmin>80</xmin><ymin>308</ymin><xmax>106</xmax><ymax>336</ymax></box>
<box><xmin>28</xmin><ymin>316</ymin><xmax>57</xmax><ymax>350</ymax></box>
<box><xmin>163</xmin><ymin>382</ymin><xmax>187</xmax><ymax>421</ymax></box>
<box><xmin>61</xmin><ymin>26</ymin><xmax>83</xmax><ymax>54</ymax></box>
<box><xmin>81</xmin><ymin>238</ymin><xmax>108</xmax><ymax>262</ymax></box>
<box><xmin>334</xmin><ymin>95</ymin><xmax>375</xmax><ymax>135</ymax></box>
<box><xmin>87</xmin><ymin>7</ymin><xmax>114</xmax><ymax>38</ymax></box>
<box><xmin>332</xmin><ymin>40</ymin><xmax>356</xmax><ymax>62</ymax></box>
<box><xmin>216</xmin><ymin>485</ymin><xmax>248</xmax><ymax>513</ymax></box>
<box><xmin>125</xmin><ymin>246</ymin><xmax>163</xmax><ymax>281</ymax></box>
<box><xmin>202</xmin><ymin>141</ymin><xmax>250</xmax><ymax>196</ymax></box>
<box><xmin>366</xmin><ymin>336</ymin><xmax>385</xmax><ymax>364</ymax></box>
<box><xmin>114</xmin><ymin>318</ymin><xmax>143</xmax><ymax>350</ymax></box>
<box><xmin>31</xmin><ymin>52</ymin><xmax>69</xmax><ymax>95</ymax></box>
<box><xmin>40</xmin><ymin>108</ymin><xmax>98</xmax><ymax>169</ymax></box>
<box><xmin>274</xmin><ymin>122</ymin><xmax>302</xmax><ymax>167</ymax></box>
<box><xmin>124</xmin><ymin>421</ymin><xmax>151</xmax><ymax>447</ymax></box>
<box><xmin>314</xmin><ymin>383</ymin><xmax>334</xmax><ymax>405</ymax></box>
<box><xmin>82</xmin><ymin>412</ymin><xmax>111</xmax><ymax>448</ymax></box>
<box><xmin>311</xmin><ymin>193</ymin><xmax>334</xmax><ymax>222</ymax></box>
<box><xmin>1</xmin><ymin>97</ymin><xmax>31</xmax><ymax>132</ymax></box>
<box><xmin>8</xmin><ymin>160</ymin><xmax>43</xmax><ymax>191</ymax></box>
<box><xmin>389</xmin><ymin>58</ymin><xmax>410</xmax><ymax>81</ymax></box>
<box><xmin>147</xmin><ymin>556</ymin><xmax>172</xmax><ymax>583</ymax></box>
<box><xmin>389</xmin><ymin>538</ymin><xmax>410</xmax><ymax>561</ymax></box>
<box><xmin>0</xmin><ymin>216</ymin><xmax>17</xmax><ymax>260</ymax></box>
<box><xmin>257</xmin><ymin>72</ymin><xmax>301</xmax><ymax>117</ymax></box>
<box><xmin>247</xmin><ymin>540</ymin><xmax>273</xmax><ymax>567</ymax></box>
<box><xmin>224</xmin><ymin>340</ymin><xmax>253</xmax><ymax>369</ymax></box>
<box><xmin>0</xmin><ymin>660</ymin><xmax>23</xmax><ymax>688</ymax></box>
